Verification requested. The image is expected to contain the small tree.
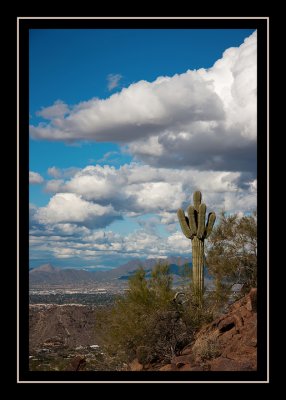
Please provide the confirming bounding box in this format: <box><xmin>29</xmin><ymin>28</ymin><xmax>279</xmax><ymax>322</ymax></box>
<box><xmin>206</xmin><ymin>211</ymin><xmax>257</xmax><ymax>298</ymax></box>
<box><xmin>96</xmin><ymin>263</ymin><xmax>176</xmax><ymax>364</ymax></box>
<box><xmin>128</xmin><ymin>267</ymin><xmax>155</xmax><ymax>308</ymax></box>
<box><xmin>149</xmin><ymin>263</ymin><xmax>174</xmax><ymax>307</ymax></box>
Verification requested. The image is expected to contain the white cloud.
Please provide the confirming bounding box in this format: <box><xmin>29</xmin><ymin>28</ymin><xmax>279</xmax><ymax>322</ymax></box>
<box><xmin>29</xmin><ymin>171</ymin><xmax>44</xmax><ymax>184</ymax></box>
<box><xmin>30</xmin><ymin>31</ymin><xmax>257</xmax><ymax>173</ymax></box>
<box><xmin>97</xmin><ymin>151</ymin><xmax>120</xmax><ymax>163</ymax></box>
<box><xmin>167</xmin><ymin>231</ymin><xmax>191</xmax><ymax>253</ymax></box>
<box><xmin>45</xmin><ymin>179</ymin><xmax>65</xmax><ymax>192</ymax></box>
<box><xmin>125</xmin><ymin>181</ymin><xmax>186</xmax><ymax>212</ymax></box>
<box><xmin>47</xmin><ymin>166</ymin><xmax>61</xmax><ymax>178</ymax></box>
<box><xmin>30</xmin><ymin>71</ymin><xmax>223</xmax><ymax>142</ymax></box>
<box><xmin>222</xmin><ymin>191</ymin><xmax>257</xmax><ymax>212</ymax></box>
<box><xmin>248</xmin><ymin>179</ymin><xmax>257</xmax><ymax>192</ymax></box>
<box><xmin>35</xmin><ymin>193</ymin><xmax>121</xmax><ymax>228</ymax></box>
<box><xmin>159</xmin><ymin>211</ymin><xmax>179</xmax><ymax>225</ymax></box>
<box><xmin>43</xmin><ymin>163</ymin><xmax>256</xmax><ymax>216</ymax></box>
<box><xmin>107</xmin><ymin>73</ymin><xmax>123</xmax><ymax>91</ymax></box>
<box><xmin>126</xmin><ymin>136</ymin><xmax>164</xmax><ymax>157</ymax></box>
<box><xmin>53</xmin><ymin>223</ymin><xmax>90</xmax><ymax>236</ymax></box>
<box><xmin>30</xmin><ymin>171</ymin><xmax>256</xmax><ymax>263</ymax></box>
<box><xmin>36</xmin><ymin>100</ymin><xmax>69</xmax><ymax>119</ymax></box>
<box><xmin>64</xmin><ymin>165</ymin><xmax>125</xmax><ymax>202</ymax></box>
<box><xmin>29</xmin><ymin>223</ymin><xmax>193</xmax><ymax>263</ymax></box>
<box><xmin>47</xmin><ymin>166</ymin><xmax>80</xmax><ymax>179</ymax></box>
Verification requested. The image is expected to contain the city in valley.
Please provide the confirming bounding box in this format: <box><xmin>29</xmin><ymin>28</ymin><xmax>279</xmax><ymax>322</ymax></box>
<box><xmin>29</xmin><ymin>258</ymin><xmax>191</xmax><ymax>371</ymax></box>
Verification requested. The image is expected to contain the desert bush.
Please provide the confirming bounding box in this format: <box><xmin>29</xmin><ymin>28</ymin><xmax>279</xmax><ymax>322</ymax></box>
<box><xmin>95</xmin><ymin>264</ymin><xmax>178</xmax><ymax>363</ymax></box>
<box><xmin>192</xmin><ymin>330</ymin><xmax>221</xmax><ymax>361</ymax></box>
<box><xmin>95</xmin><ymin>263</ymin><xmax>218</xmax><ymax>367</ymax></box>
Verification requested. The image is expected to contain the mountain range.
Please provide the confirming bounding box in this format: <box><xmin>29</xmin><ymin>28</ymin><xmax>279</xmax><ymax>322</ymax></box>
<box><xmin>29</xmin><ymin>257</ymin><xmax>193</xmax><ymax>286</ymax></box>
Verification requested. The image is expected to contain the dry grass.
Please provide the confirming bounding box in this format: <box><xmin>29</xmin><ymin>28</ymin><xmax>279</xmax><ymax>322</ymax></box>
<box><xmin>192</xmin><ymin>330</ymin><xmax>221</xmax><ymax>361</ymax></box>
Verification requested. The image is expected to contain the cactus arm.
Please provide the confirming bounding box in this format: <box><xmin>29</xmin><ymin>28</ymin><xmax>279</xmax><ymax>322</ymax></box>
<box><xmin>205</xmin><ymin>212</ymin><xmax>216</xmax><ymax>238</ymax></box>
<box><xmin>193</xmin><ymin>191</ymin><xmax>202</xmax><ymax>212</ymax></box>
<box><xmin>187</xmin><ymin>205</ymin><xmax>197</xmax><ymax>236</ymax></box>
<box><xmin>177</xmin><ymin>209</ymin><xmax>193</xmax><ymax>239</ymax></box>
<box><xmin>197</xmin><ymin>203</ymin><xmax>206</xmax><ymax>239</ymax></box>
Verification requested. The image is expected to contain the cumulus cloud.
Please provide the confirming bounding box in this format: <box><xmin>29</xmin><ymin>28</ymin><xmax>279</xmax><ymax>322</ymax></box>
<box><xmin>30</xmin><ymin>164</ymin><xmax>256</xmax><ymax>265</ymax></box>
<box><xmin>35</xmin><ymin>193</ymin><xmax>121</xmax><ymax>228</ymax></box>
<box><xmin>107</xmin><ymin>73</ymin><xmax>122</xmax><ymax>91</ymax></box>
<box><xmin>43</xmin><ymin>163</ymin><xmax>256</xmax><ymax>216</ymax></box>
<box><xmin>30</xmin><ymin>168</ymin><xmax>256</xmax><ymax>265</ymax></box>
<box><xmin>29</xmin><ymin>171</ymin><xmax>44</xmax><ymax>184</ymax></box>
<box><xmin>30</xmin><ymin>71</ymin><xmax>224</xmax><ymax>142</ymax></box>
<box><xmin>29</xmin><ymin>222</ymin><xmax>192</xmax><ymax>264</ymax></box>
<box><xmin>30</xmin><ymin>31</ymin><xmax>257</xmax><ymax>173</ymax></box>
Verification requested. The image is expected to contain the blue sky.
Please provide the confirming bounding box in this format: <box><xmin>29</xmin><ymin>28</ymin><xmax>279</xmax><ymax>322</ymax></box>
<box><xmin>29</xmin><ymin>29</ymin><xmax>257</xmax><ymax>269</ymax></box>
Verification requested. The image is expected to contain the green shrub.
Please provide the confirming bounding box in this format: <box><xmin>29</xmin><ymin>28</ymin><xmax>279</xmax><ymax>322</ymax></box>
<box><xmin>206</xmin><ymin>211</ymin><xmax>257</xmax><ymax>293</ymax></box>
<box><xmin>95</xmin><ymin>264</ymin><xmax>176</xmax><ymax>362</ymax></box>
<box><xmin>95</xmin><ymin>263</ymin><xmax>218</xmax><ymax>367</ymax></box>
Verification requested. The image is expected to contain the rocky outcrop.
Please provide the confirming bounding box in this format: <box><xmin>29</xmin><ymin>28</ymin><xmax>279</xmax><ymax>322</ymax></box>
<box><xmin>131</xmin><ymin>289</ymin><xmax>257</xmax><ymax>372</ymax></box>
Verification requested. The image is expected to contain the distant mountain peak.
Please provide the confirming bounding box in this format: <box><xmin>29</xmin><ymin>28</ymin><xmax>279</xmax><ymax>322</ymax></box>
<box><xmin>32</xmin><ymin>263</ymin><xmax>56</xmax><ymax>273</ymax></box>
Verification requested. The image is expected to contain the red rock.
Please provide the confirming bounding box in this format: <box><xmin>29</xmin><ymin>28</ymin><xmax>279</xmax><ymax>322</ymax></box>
<box><xmin>159</xmin><ymin>364</ymin><xmax>177</xmax><ymax>371</ymax></box>
<box><xmin>210</xmin><ymin>357</ymin><xmax>255</xmax><ymax>371</ymax></box>
<box><xmin>189</xmin><ymin>365</ymin><xmax>205</xmax><ymax>371</ymax></box>
<box><xmin>130</xmin><ymin>358</ymin><xmax>143</xmax><ymax>371</ymax></box>
<box><xmin>218</xmin><ymin>316</ymin><xmax>235</xmax><ymax>333</ymax></box>
<box><xmin>135</xmin><ymin>290</ymin><xmax>257</xmax><ymax>373</ymax></box>
<box><xmin>209</xmin><ymin>357</ymin><xmax>239</xmax><ymax>371</ymax></box>
<box><xmin>193</xmin><ymin>289</ymin><xmax>257</xmax><ymax>371</ymax></box>
<box><xmin>242</xmin><ymin>326</ymin><xmax>257</xmax><ymax>347</ymax></box>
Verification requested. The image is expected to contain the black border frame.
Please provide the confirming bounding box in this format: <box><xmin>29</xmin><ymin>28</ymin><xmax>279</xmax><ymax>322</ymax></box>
<box><xmin>18</xmin><ymin>17</ymin><xmax>268</xmax><ymax>383</ymax></box>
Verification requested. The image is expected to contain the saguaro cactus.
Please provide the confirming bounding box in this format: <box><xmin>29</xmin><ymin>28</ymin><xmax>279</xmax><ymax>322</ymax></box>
<box><xmin>177</xmin><ymin>191</ymin><xmax>216</xmax><ymax>304</ymax></box>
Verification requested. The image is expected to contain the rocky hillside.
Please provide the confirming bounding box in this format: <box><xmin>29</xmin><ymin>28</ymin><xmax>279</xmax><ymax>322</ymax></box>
<box><xmin>29</xmin><ymin>290</ymin><xmax>257</xmax><ymax>372</ymax></box>
<box><xmin>130</xmin><ymin>289</ymin><xmax>257</xmax><ymax>371</ymax></box>
<box><xmin>29</xmin><ymin>304</ymin><xmax>98</xmax><ymax>351</ymax></box>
